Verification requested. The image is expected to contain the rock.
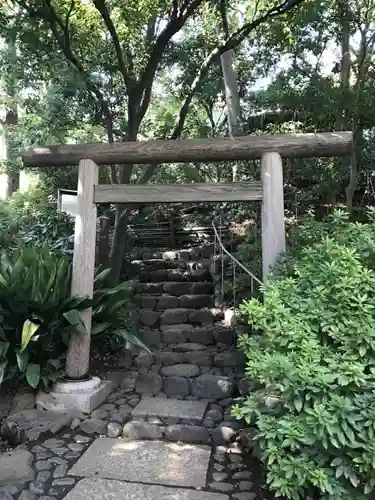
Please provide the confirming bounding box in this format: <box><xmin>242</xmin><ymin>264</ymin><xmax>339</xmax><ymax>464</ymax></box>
<box><xmin>138</xmin><ymin>328</ymin><xmax>161</xmax><ymax>347</ymax></box>
<box><xmin>165</xmin><ymin>425</ymin><xmax>209</xmax><ymax>444</ymax></box>
<box><xmin>182</xmin><ymin>351</ymin><xmax>213</xmax><ymax>366</ymax></box>
<box><xmin>140</xmin><ymin>296</ymin><xmax>158</xmax><ymax>309</ymax></box>
<box><xmin>10</xmin><ymin>388</ymin><xmax>36</xmax><ymax>414</ymax></box>
<box><xmin>40</xmin><ymin>497</ymin><xmax>58</xmax><ymax>500</ymax></box>
<box><xmin>51</xmin><ymin>478</ymin><xmax>75</xmax><ymax>487</ymax></box>
<box><xmin>139</xmin><ymin>310</ymin><xmax>161</xmax><ymax>327</ymax></box>
<box><xmin>1</xmin><ymin>410</ymin><xmax>76</xmax><ymax>444</ymax></box>
<box><xmin>232</xmin><ymin>494</ymin><xmax>256</xmax><ymax>500</ymax></box>
<box><xmin>214</xmin><ymin>352</ymin><xmax>245</xmax><ymax>367</ymax></box>
<box><xmin>161</xmin><ymin>324</ymin><xmax>192</xmax><ymax>344</ymax></box>
<box><xmin>0</xmin><ymin>485</ymin><xmax>19</xmax><ymax>496</ymax></box>
<box><xmin>80</xmin><ymin>419</ymin><xmax>107</xmax><ymax>435</ymax></box>
<box><xmin>48</xmin><ymin>457</ymin><xmax>68</xmax><ymax>466</ymax></box>
<box><xmin>122</xmin><ymin>421</ymin><xmax>163</xmax><ymax>440</ymax></box>
<box><xmin>163</xmin><ymin>282</ymin><xmax>190</xmax><ymax>296</ymax></box>
<box><xmin>213</xmin><ymin>325</ymin><xmax>233</xmax><ymax>345</ymax></box>
<box><xmin>36</xmin><ymin>470</ymin><xmax>51</xmax><ymax>483</ymax></box>
<box><xmin>101</xmin><ymin>404</ymin><xmax>116</xmax><ymax>411</ymax></box>
<box><xmin>239</xmin><ymin>481</ymin><xmax>253</xmax><ymax>491</ymax></box>
<box><xmin>53</xmin><ymin>464</ymin><xmax>68</xmax><ymax>479</ymax></box>
<box><xmin>189</xmin><ymin>326</ymin><xmax>214</xmax><ymax>345</ymax></box>
<box><xmin>163</xmin><ymin>376</ymin><xmax>190</xmax><ymax>396</ymax></box>
<box><xmin>190</xmin><ymin>282</ymin><xmax>212</xmax><ymax>294</ymax></box>
<box><xmin>18</xmin><ymin>492</ymin><xmax>36</xmax><ymax>500</ymax></box>
<box><xmin>188</xmin><ymin>309</ymin><xmax>213</xmax><ymax>324</ymax></box>
<box><xmin>233</xmin><ymin>471</ymin><xmax>252</xmax><ymax>480</ymax></box>
<box><xmin>160</xmin><ymin>364</ymin><xmax>199</xmax><ymax>377</ymax></box>
<box><xmin>211</xmin><ymin>426</ymin><xmax>237</xmax><ymax>445</ymax></box>
<box><xmin>35</xmin><ymin>461</ymin><xmax>53</xmax><ymax>472</ymax></box>
<box><xmin>121</xmin><ymin>372</ymin><xmax>138</xmax><ymax>393</ymax></box>
<box><xmin>43</xmin><ymin>438</ymin><xmax>65</xmax><ymax>449</ymax></box>
<box><xmin>160</xmin><ymin>309</ymin><xmax>189</xmax><ymax>325</ymax></box>
<box><xmin>68</xmin><ymin>443</ymin><xmax>84</xmax><ymax>452</ymax></box>
<box><xmin>153</xmin><ymin>351</ymin><xmax>181</xmax><ymax>365</ymax></box>
<box><xmin>0</xmin><ymin>449</ymin><xmax>35</xmax><ymax>485</ymax></box>
<box><xmin>74</xmin><ymin>435</ymin><xmax>91</xmax><ymax>443</ymax></box>
<box><xmin>205</xmin><ymin>409</ymin><xmax>223</xmax><ymax>423</ymax></box>
<box><xmin>192</xmin><ymin>375</ymin><xmax>235</xmax><ymax>399</ymax></box>
<box><xmin>133</xmin><ymin>353</ymin><xmax>154</xmax><ymax>370</ymax></box>
<box><xmin>29</xmin><ymin>482</ymin><xmax>45</xmax><ymax>495</ymax></box>
<box><xmin>158</xmin><ymin>296</ymin><xmax>180</xmax><ymax>309</ymax></box>
<box><xmin>212</xmin><ymin>472</ymin><xmax>228</xmax><ymax>482</ymax></box>
<box><xmin>208</xmin><ymin>482</ymin><xmax>234</xmax><ymax>492</ymax></box>
<box><xmin>70</xmin><ymin>418</ymin><xmax>81</xmax><ymax>430</ymax></box>
<box><xmin>229</xmin><ymin>454</ymin><xmax>243</xmax><ymax>463</ymax></box>
<box><xmin>174</xmin><ymin>343</ymin><xmax>207</xmax><ymax>352</ymax></box>
<box><xmin>179</xmin><ymin>295</ymin><xmax>212</xmax><ymax>309</ymax></box>
<box><xmin>90</xmin><ymin>409</ymin><xmax>109</xmax><ymax>420</ymax></box>
<box><xmin>107</xmin><ymin>422</ymin><xmax>122</xmax><ymax>438</ymax></box>
<box><xmin>135</xmin><ymin>373</ymin><xmax>162</xmax><ymax>394</ymax></box>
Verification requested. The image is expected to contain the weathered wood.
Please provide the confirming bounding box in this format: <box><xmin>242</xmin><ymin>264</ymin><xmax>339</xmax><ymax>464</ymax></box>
<box><xmin>261</xmin><ymin>152</ymin><xmax>286</xmax><ymax>278</ymax></box>
<box><xmin>94</xmin><ymin>182</ymin><xmax>262</xmax><ymax>204</ymax></box>
<box><xmin>22</xmin><ymin>132</ymin><xmax>353</xmax><ymax>167</ymax></box>
<box><xmin>65</xmin><ymin>159</ymin><xmax>98</xmax><ymax>379</ymax></box>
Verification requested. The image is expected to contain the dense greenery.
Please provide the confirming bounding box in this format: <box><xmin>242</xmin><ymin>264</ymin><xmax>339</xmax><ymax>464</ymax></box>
<box><xmin>0</xmin><ymin>248</ymin><xmax>147</xmax><ymax>390</ymax></box>
<box><xmin>233</xmin><ymin>210</ymin><xmax>375</xmax><ymax>499</ymax></box>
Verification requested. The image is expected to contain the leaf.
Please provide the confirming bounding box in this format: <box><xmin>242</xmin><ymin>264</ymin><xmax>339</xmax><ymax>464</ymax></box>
<box><xmin>15</xmin><ymin>348</ymin><xmax>29</xmax><ymax>372</ymax></box>
<box><xmin>294</xmin><ymin>397</ymin><xmax>303</xmax><ymax>412</ymax></box>
<box><xmin>94</xmin><ymin>268</ymin><xmax>111</xmax><ymax>284</ymax></box>
<box><xmin>21</xmin><ymin>320</ymin><xmax>40</xmax><ymax>351</ymax></box>
<box><xmin>91</xmin><ymin>322</ymin><xmax>112</xmax><ymax>335</ymax></box>
<box><xmin>0</xmin><ymin>341</ymin><xmax>9</xmax><ymax>358</ymax></box>
<box><xmin>116</xmin><ymin>329</ymin><xmax>151</xmax><ymax>352</ymax></box>
<box><xmin>26</xmin><ymin>363</ymin><xmax>41</xmax><ymax>389</ymax></box>
<box><xmin>0</xmin><ymin>360</ymin><xmax>7</xmax><ymax>384</ymax></box>
<box><xmin>63</xmin><ymin>310</ymin><xmax>88</xmax><ymax>335</ymax></box>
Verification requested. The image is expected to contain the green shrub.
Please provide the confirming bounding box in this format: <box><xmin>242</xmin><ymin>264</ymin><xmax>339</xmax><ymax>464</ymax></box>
<box><xmin>233</xmin><ymin>210</ymin><xmax>375</xmax><ymax>500</ymax></box>
<box><xmin>0</xmin><ymin>249</ymin><xmax>148</xmax><ymax>390</ymax></box>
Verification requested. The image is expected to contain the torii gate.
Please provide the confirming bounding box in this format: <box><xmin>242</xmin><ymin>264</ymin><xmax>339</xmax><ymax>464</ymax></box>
<box><xmin>22</xmin><ymin>131</ymin><xmax>353</xmax><ymax>412</ymax></box>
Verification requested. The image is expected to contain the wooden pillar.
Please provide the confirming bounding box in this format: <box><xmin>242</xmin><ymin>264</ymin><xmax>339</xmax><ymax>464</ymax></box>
<box><xmin>261</xmin><ymin>152</ymin><xmax>285</xmax><ymax>279</ymax></box>
<box><xmin>65</xmin><ymin>159</ymin><xmax>98</xmax><ymax>379</ymax></box>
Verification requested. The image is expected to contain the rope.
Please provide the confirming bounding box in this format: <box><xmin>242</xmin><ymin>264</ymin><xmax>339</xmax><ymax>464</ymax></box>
<box><xmin>212</xmin><ymin>218</ymin><xmax>263</xmax><ymax>286</ymax></box>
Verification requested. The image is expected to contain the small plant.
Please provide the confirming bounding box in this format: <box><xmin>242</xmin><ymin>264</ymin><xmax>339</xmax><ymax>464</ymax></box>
<box><xmin>233</xmin><ymin>210</ymin><xmax>375</xmax><ymax>500</ymax></box>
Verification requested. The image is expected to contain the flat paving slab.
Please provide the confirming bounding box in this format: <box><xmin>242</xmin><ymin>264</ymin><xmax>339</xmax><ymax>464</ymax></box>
<box><xmin>0</xmin><ymin>449</ymin><xmax>35</xmax><ymax>485</ymax></box>
<box><xmin>132</xmin><ymin>397</ymin><xmax>207</xmax><ymax>422</ymax></box>
<box><xmin>63</xmin><ymin>478</ymin><xmax>229</xmax><ymax>500</ymax></box>
<box><xmin>68</xmin><ymin>438</ymin><xmax>211</xmax><ymax>488</ymax></box>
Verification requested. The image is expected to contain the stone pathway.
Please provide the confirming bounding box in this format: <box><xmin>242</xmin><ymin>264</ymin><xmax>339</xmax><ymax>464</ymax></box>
<box><xmin>0</xmin><ymin>384</ymin><xmax>264</xmax><ymax>500</ymax></box>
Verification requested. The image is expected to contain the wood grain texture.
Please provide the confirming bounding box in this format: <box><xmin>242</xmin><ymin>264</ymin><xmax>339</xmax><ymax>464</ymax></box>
<box><xmin>261</xmin><ymin>152</ymin><xmax>286</xmax><ymax>278</ymax></box>
<box><xmin>94</xmin><ymin>182</ymin><xmax>263</xmax><ymax>204</ymax></box>
<box><xmin>22</xmin><ymin>132</ymin><xmax>353</xmax><ymax>167</ymax></box>
<box><xmin>65</xmin><ymin>159</ymin><xmax>98</xmax><ymax>379</ymax></box>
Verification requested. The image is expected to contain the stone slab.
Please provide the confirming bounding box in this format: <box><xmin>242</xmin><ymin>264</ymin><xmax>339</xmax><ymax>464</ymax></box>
<box><xmin>132</xmin><ymin>397</ymin><xmax>207</xmax><ymax>422</ymax></box>
<box><xmin>68</xmin><ymin>438</ymin><xmax>211</xmax><ymax>488</ymax></box>
<box><xmin>0</xmin><ymin>449</ymin><xmax>35</xmax><ymax>485</ymax></box>
<box><xmin>63</xmin><ymin>478</ymin><xmax>229</xmax><ymax>500</ymax></box>
<box><xmin>37</xmin><ymin>380</ymin><xmax>113</xmax><ymax>413</ymax></box>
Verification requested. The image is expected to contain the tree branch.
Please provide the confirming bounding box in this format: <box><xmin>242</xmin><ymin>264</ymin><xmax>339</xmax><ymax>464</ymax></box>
<box><xmin>92</xmin><ymin>0</ymin><xmax>134</xmax><ymax>88</ymax></box>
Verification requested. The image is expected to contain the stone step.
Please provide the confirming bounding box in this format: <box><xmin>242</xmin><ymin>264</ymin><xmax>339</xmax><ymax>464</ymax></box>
<box><xmin>130</xmin><ymin>258</ymin><xmax>212</xmax><ymax>273</ymax></box>
<box><xmin>135</xmin><ymin>294</ymin><xmax>214</xmax><ymax>310</ymax></box>
<box><xmin>129</xmin><ymin>244</ymin><xmax>215</xmax><ymax>262</ymax></box>
<box><xmin>139</xmin><ymin>268</ymin><xmax>210</xmax><ymax>283</ymax></box>
<box><xmin>138</xmin><ymin>323</ymin><xmax>234</xmax><ymax>347</ymax></box>
<box><xmin>151</xmin><ymin>348</ymin><xmax>245</xmax><ymax>368</ymax></box>
<box><xmin>138</xmin><ymin>308</ymin><xmax>223</xmax><ymax>328</ymax></box>
<box><xmin>135</xmin><ymin>281</ymin><xmax>213</xmax><ymax>296</ymax></box>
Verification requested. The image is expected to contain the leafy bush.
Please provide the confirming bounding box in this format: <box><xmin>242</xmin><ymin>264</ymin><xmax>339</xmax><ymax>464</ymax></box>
<box><xmin>0</xmin><ymin>249</ymin><xmax>147</xmax><ymax>390</ymax></box>
<box><xmin>233</xmin><ymin>209</ymin><xmax>375</xmax><ymax>500</ymax></box>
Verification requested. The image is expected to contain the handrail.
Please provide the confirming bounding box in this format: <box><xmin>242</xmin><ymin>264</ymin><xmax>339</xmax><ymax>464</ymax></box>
<box><xmin>212</xmin><ymin>219</ymin><xmax>263</xmax><ymax>286</ymax></box>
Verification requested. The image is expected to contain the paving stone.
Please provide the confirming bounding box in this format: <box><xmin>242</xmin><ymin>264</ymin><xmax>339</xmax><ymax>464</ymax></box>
<box><xmin>133</xmin><ymin>353</ymin><xmax>154</xmax><ymax>370</ymax></box>
<box><xmin>80</xmin><ymin>419</ymin><xmax>107</xmax><ymax>435</ymax></box>
<box><xmin>48</xmin><ymin>457</ymin><xmax>68</xmax><ymax>467</ymax></box>
<box><xmin>163</xmin><ymin>376</ymin><xmax>190</xmax><ymax>396</ymax></box>
<box><xmin>53</xmin><ymin>465</ymin><xmax>68</xmax><ymax>479</ymax></box>
<box><xmin>239</xmin><ymin>481</ymin><xmax>254</xmax><ymax>490</ymax></box>
<box><xmin>161</xmin><ymin>324</ymin><xmax>192</xmax><ymax>344</ymax></box>
<box><xmin>182</xmin><ymin>351</ymin><xmax>213</xmax><ymax>366</ymax></box>
<box><xmin>153</xmin><ymin>351</ymin><xmax>181</xmax><ymax>365</ymax></box>
<box><xmin>179</xmin><ymin>295</ymin><xmax>213</xmax><ymax>309</ymax></box>
<box><xmin>52</xmin><ymin>478</ymin><xmax>76</xmax><ymax>487</ymax></box>
<box><xmin>51</xmin><ymin>447</ymin><xmax>69</xmax><ymax>455</ymax></box>
<box><xmin>90</xmin><ymin>409</ymin><xmax>109</xmax><ymax>420</ymax></box>
<box><xmin>9</xmin><ymin>388</ymin><xmax>36</xmax><ymax>414</ymax></box>
<box><xmin>43</xmin><ymin>438</ymin><xmax>66</xmax><ymax>449</ymax></box>
<box><xmin>174</xmin><ymin>343</ymin><xmax>207</xmax><ymax>352</ymax></box>
<box><xmin>160</xmin><ymin>364</ymin><xmax>199</xmax><ymax>377</ymax></box>
<box><xmin>158</xmin><ymin>296</ymin><xmax>180</xmax><ymax>309</ymax></box>
<box><xmin>135</xmin><ymin>373</ymin><xmax>162</xmax><ymax>394</ymax></box>
<box><xmin>40</xmin><ymin>497</ymin><xmax>58</xmax><ymax>500</ymax></box>
<box><xmin>122</xmin><ymin>421</ymin><xmax>163</xmax><ymax>440</ymax></box>
<box><xmin>0</xmin><ymin>449</ymin><xmax>35</xmax><ymax>485</ymax></box>
<box><xmin>165</xmin><ymin>425</ymin><xmax>209</xmax><ymax>443</ymax></box>
<box><xmin>232</xmin><ymin>494</ymin><xmax>256</xmax><ymax>500</ymax></box>
<box><xmin>214</xmin><ymin>352</ymin><xmax>245</xmax><ymax>367</ymax></box>
<box><xmin>31</xmin><ymin>445</ymin><xmax>45</xmax><ymax>453</ymax></box>
<box><xmin>0</xmin><ymin>485</ymin><xmax>19</xmax><ymax>496</ymax></box>
<box><xmin>29</xmin><ymin>481</ymin><xmax>45</xmax><ymax>495</ymax></box>
<box><xmin>74</xmin><ymin>435</ymin><xmax>91</xmax><ymax>443</ymax></box>
<box><xmin>212</xmin><ymin>472</ymin><xmax>228</xmax><ymax>482</ymax></box>
<box><xmin>192</xmin><ymin>375</ymin><xmax>235</xmax><ymax>399</ymax></box>
<box><xmin>35</xmin><ymin>450</ymin><xmax>54</xmax><ymax>460</ymax></box>
<box><xmin>0</xmin><ymin>492</ymin><xmax>13</xmax><ymax>500</ymax></box>
<box><xmin>232</xmin><ymin>471</ymin><xmax>252</xmax><ymax>480</ymax></box>
<box><xmin>1</xmin><ymin>411</ymin><xmax>75</xmax><ymax>444</ymax></box>
<box><xmin>35</xmin><ymin>461</ymin><xmax>53</xmax><ymax>472</ymax></box>
<box><xmin>189</xmin><ymin>309</ymin><xmax>213</xmax><ymax>324</ymax></box>
<box><xmin>68</xmin><ymin>438</ymin><xmax>211</xmax><ymax>488</ymax></box>
<box><xmin>206</xmin><ymin>409</ymin><xmax>223</xmax><ymax>422</ymax></box>
<box><xmin>163</xmin><ymin>282</ymin><xmax>191</xmax><ymax>296</ymax></box>
<box><xmin>139</xmin><ymin>310</ymin><xmax>161</xmax><ymax>327</ymax></box>
<box><xmin>18</xmin><ymin>491</ymin><xmax>36</xmax><ymax>500</ymax></box>
<box><xmin>107</xmin><ymin>422</ymin><xmax>122</xmax><ymax>438</ymax></box>
<box><xmin>213</xmin><ymin>463</ymin><xmax>225</xmax><ymax>472</ymax></box>
<box><xmin>229</xmin><ymin>454</ymin><xmax>243</xmax><ymax>463</ymax></box>
<box><xmin>36</xmin><ymin>470</ymin><xmax>52</xmax><ymax>483</ymax></box>
<box><xmin>160</xmin><ymin>309</ymin><xmax>189</xmax><ymax>326</ymax></box>
<box><xmin>68</xmin><ymin>443</ymin><xmax>84</xmax><ymax>452</ymax></box>
<box><xmin>132</xmin><ymin>397</ymin><xmax>207</xmax><ymax>421</ymax></box>
<box><xmin>209</xmin><ymin>482</ymin><xmax>234</xmax><ymax>492</ymax></box>
<box><xmin>65</xmin><ymin>452</ymin><xmax>82</xmax><ymax>460</ymax></box>
<box><xmin>63</xmin><ymin>478</ymin><xmax>229</xmax><ymax>500</ymax></box>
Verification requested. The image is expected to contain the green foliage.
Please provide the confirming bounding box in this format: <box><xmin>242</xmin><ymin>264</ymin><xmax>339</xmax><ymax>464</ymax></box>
<box><xmin>233</xmin><ymin>209</ymin><xmax>375</xmax><ymax>500</ymax></box>
<box><xmin>0</xmin><ymin>249</ymin><xmax>147</xmax><ymax>390</ymax></box>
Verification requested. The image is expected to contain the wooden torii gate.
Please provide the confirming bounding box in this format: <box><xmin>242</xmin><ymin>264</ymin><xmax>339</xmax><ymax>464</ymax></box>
<box><xmin>23</xmin><ymin>132</ymin><xmax>352</xmax><ymax>403</ymax></box>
